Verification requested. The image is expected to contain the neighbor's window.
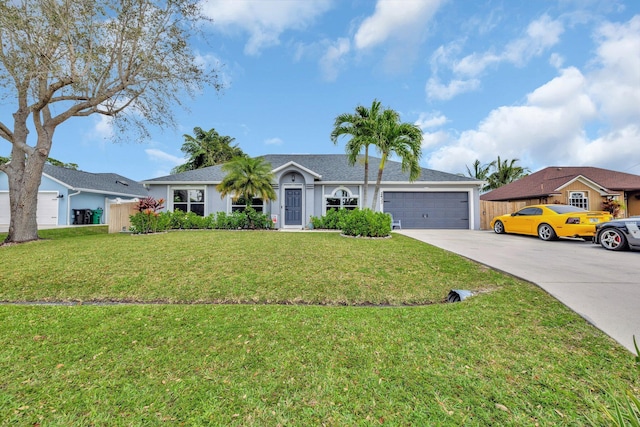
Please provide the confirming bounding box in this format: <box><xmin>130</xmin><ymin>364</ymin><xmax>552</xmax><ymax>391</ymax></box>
<box><xmin>173</xmin><ymin>188</ymin><xmax>205</xmax><ymax>216</ymax></box>
<box><xmin>325</xmin><ymin>189</ymin><xmax>358</xmax><ymax>212</ymax></box>
<box><xmin>232</xmin><ymin>197</ymin><xmax>264</xmax><ymax>213</ymax></box>
<box><xmin>569</xmin><ymin>192</ymin><xmax>588</xmax><ymax>210</ymax></box>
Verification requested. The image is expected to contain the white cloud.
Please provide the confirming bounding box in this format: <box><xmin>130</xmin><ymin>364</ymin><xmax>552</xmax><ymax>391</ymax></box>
<box><xmin>459</xmin><ymin>15</ymin><xmax>563</xmax><ymax>75</ymax></box>
<box><xmin>94</xmin><ymin>115</ymin><xmax>114</xmax><ymax>139</ymax></box>
<box><xmin>421</xmin><ymin>130</ymin><xmax>452</xmax><ymax>149</ymax></box>
<box><xmin>319</xmin><ymin>38</ymin><xmax>351</xmax><ymax>81</ymax></box>
<box><xmin>352</xmin><ymin>0</ymin><xmax>445</xmax><ymax>74</ymax></box>
<box><xmin>354</xmin><ymin>0</ymin><xmax>444</xmax><ymax>50</ymax></box>
<box><xmin>503</xmin><ymin>14</ymin><xmax>564</xmax><ymax>65</ymax></box>
<box><xmin>145</xmin><ymin>149</ymin><xmax>184</xmax><ymax>165</ymax></box>
<box><xmin>415</xmin><ymin>112</ymin><xmax>448</xmax><ymax>129</ymax></box>
<box><xmin>588</xmin><ymin>15</ymin><xmax>640</xmax><ymax>127</ymax></box>
<box><xmin>549</xmin><ymin>52</ymin><xmax>565</xmax><ymax>69</ymax></box>
<box><xmin>264</xmin><ymin>137</ymin><xmax>283</xmax><ymax>146</ymax></box>
<box><xmin>431</xmin><ymin>14</ymin><xmax>564</xmax><ymax>100</ymax></box>
<box><xmin>426</xmin><ymin>77</ymin><xmax>480</xmax><ymax>101</ymax></box>
<box><xmin>424</xmin><ymin>15</ymin><xmax>640</xmax><ymax>175</ymax></box>
<box><xmin>202</xmin><ymin>0</ymin><xmax>334</xmax><ymax>55</ymax></box>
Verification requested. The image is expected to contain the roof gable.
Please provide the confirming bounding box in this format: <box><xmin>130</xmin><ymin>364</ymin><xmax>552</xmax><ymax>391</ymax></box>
<box><xmin>481</xmin><ymin>166</ymin><xmax>640</xmax><ymax>201</ymax></box>
<box><xmin>271</xmin><ymin>161</ymin><xmax>322</xmax><ymax>179</ymax></box>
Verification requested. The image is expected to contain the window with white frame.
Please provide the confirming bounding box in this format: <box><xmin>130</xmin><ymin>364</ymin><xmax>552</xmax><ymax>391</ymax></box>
<box><xmin>231</xmin><ymin>197</ymin><xmax>264</xmax><ymax>213</ymax></box>
<box><xmin>172</xmin><ymin>188</ymin><xmax>205</xmax><ymax>216</ymax></box>
<box><xmin>325</xmin><ymin>188</ymin><xmax>358</xmax><ymax>212</ymax></box>
<box><xmin>568</xmin><ymin>191</ymin><xmax>588</xmax><ymax>209</ymax></box>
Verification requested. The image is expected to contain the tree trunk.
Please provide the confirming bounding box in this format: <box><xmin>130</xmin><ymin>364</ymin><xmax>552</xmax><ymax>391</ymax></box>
<box><xmin>3</xmin><ymin>126</ymin><xmax>51</xmax><ymax>244</ymax></box>
<box><xmin>371</xmin><ymin>162</ymin><xmax>385</xmax><ymax>211</ymax></box>
<box><xmin>362</xmin><ymin>146</ymin><xmax>369</xmax><ymax>209</ymax></box>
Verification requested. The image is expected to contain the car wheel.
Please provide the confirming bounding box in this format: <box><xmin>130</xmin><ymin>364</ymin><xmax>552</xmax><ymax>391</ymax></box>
<box><xmin>537</xmin><ymin>223</ymin><xmax>558</xmax><ymax>241</ymax></box>
<box><xmin>493</xmin><ymin>220</ymin><xmax>505</xmax><ymax>234</ymax></box>
<box><xmin>599</xmin><ymin>228</ymin><xmax>628</xmax><ymax>251</ymax></box>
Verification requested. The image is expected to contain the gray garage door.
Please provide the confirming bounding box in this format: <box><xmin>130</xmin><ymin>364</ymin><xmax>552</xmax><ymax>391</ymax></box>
<box><xmin>383</xmin><ymin>192</ymin><xmax>469</xmax><ymax>229</ymax></box>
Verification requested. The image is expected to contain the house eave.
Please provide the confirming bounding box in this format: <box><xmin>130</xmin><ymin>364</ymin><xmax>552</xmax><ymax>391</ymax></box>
<box><xmin>70</xmin><ymin>187</ymin><xmax>148</xmax><ymax>198</ymax></box>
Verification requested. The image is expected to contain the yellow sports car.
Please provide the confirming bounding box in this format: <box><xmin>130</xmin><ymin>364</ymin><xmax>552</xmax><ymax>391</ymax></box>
<box><xmin>490</xmin><ymin>204</ymin><xmax>613</xmax><ymax>241</ymax></box>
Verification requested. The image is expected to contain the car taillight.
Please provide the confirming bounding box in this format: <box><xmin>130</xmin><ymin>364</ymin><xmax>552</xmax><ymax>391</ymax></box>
<box><xmin>566</xmin><ymin>217</ymin><xmax>581</xmax><ymax>224</ymax></box>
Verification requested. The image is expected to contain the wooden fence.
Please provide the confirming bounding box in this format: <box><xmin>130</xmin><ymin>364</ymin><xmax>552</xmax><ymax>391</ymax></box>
<box><xmin>108</xmin><ymin>202</ymin><xmax>138</xmax><ymax>233</ymax></box>
<box><xmin>479</xmin><ymin>200</ymin><xmax>527</xmax><ymax>230</ymax></box>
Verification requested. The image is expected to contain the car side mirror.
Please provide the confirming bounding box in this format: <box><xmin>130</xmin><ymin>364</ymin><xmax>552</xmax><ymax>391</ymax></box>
<box><xmin>511</xmin><ymin>213</ymin><xmax>517</xmax><ymax>216</ymax></box>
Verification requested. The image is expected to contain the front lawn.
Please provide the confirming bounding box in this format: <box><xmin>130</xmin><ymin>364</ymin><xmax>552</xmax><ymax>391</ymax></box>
<box><xmin>0</xmin><ymin>229</ymin><xmax>637</xmax><ymax>425</ymax></box>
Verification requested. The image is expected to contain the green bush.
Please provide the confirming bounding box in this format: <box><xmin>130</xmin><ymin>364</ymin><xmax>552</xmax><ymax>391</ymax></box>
<box><xmin>310</xmin><ymin>208</ymin><xmax>391</xmax><ymax>237</ymax></box>
<box><xmin>314</xmin><ymin>208</ymin><xmax>351</xmax><ymax>229</ymax></box>
<box><xmin>340</xmin><ymin>209</ymin><xmax>391</xmax><ymax>237</ymax></box>
<box><xmin>309</xmin><ymin>215</ymin><xmax>324</xmax><ymax>229</ymax></box>
<box><xmin>130</xmin><ymin>209</ymin><xmax>272</xmax><ymax>233</ymax></box>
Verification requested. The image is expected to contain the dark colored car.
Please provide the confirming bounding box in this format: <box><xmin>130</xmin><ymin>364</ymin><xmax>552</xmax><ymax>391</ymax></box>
<box><xmin>594</xmin><ymin>217</ymin><xmax>640</xmax><ymax>251</ymax></box>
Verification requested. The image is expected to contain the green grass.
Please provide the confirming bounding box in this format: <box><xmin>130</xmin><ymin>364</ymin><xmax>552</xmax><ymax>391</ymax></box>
<box><xmin>0</xmin><ymin>228</ymin><xmax>637</xmax><ymax>426</ymax></box>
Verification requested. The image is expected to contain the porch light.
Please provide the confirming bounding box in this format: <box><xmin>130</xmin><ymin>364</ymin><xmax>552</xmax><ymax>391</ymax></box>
<box><xmin>291</xmin><ymin>174</ymin><xmax>295</xmax><ymax>182</ymax></box>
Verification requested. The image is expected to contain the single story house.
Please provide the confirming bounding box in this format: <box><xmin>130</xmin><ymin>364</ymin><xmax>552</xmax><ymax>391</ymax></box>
<box><xmin>142</xmin><ymin>154</ymin><xmax>483</xmax><ymax>230</ymax></box>
<box><xmin>480</xmin><ymin>166</ymin><xmax>640</xmax><ymax>216</ymax></box>
<box><xmin>0</xmin><ymin>164</ymin><xmax>148</xmax><ymax>227</ymax></box>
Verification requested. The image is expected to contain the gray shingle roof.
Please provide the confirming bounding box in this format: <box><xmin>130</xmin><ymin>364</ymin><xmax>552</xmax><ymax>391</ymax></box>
<box><xmin>143</xmin><ymin>154</ymin><xmax>478</xmax><ymax>184</ymax></box>
<box><xmin>44</xmin><ymin>164</ymin><xmax>148</xmax><ymax>197</ymax></box>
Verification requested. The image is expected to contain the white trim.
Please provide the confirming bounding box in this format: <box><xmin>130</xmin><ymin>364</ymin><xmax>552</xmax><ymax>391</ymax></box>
<box><xmin>272</xmin><ymin>161</ymin><xmax>322</xmax><ymax>179</ymax></box>
<box><xmin>322</xmin><ymin>186</ymin><xmax>359</xmax><ymax>215</ymax></box>
<box><xmin>556</xmin><ymin>175</ymin><xmax>613</xmax><ymax>196</ymax></box>
<box><xmin>169</xmin><ymin>186</ymin><xmax>206</xmax><ymax>215</ymax></box>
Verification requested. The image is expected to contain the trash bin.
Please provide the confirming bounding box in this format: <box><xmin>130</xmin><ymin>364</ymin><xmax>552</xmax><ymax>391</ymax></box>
<box><xmin>72</xmin><ymin>209</ymin><xmax>82</xmax><ymax>224</ymax></box>
<box><xmin>92</xmin><ymin>208</ymin><xmax>103</xmax><ymax>224</ymax></box>
<box><xmin>83</xmin><ymin>209</ymin><xmax>92</xmax><ymax>224</ymax></box>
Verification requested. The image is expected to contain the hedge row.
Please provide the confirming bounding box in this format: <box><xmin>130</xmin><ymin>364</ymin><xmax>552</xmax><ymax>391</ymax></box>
<box><xmin>130</xmin><ymin>207</ymin><xmax>273</xmax><ymax>234</ymax></box>
<box><xmin>310</xmin><ymin>208</ymin><xmax>392</xmax><ymax>238</ymax></box>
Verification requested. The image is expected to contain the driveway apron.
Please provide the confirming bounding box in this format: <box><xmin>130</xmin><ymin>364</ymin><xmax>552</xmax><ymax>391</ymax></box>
<box><xmin>398</xmin><ymin>229</ymin><xmax>640</xmax><ymax>353</ymax></box>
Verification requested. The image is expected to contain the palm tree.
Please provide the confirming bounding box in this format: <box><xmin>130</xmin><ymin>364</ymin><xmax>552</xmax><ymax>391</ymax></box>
<box><xmin>465</xmin><ymin>159</ymin><xmax>496</xmax><ymax>192</ymax></box>
<box><xmin>369</xmin><ymin>108</ymin><xmax>423</xmax><ymax>210</ymax></box>
<box><xmin>172</xmin><ymin>127</ymin><xmax>245</xmax><ymax>173</ymax></box>
<box><xmin>486</xmin><ymin>156</ymin><xmax>530</xmax><ymax>190</ymax></box>
<box><xmin>216</xmin><ymin>157</ymin><xmax>277</xmax><ymax>209</ymax></box>
<box><xmin>330</xmin><ymin>100</ymin><xmax>383</xmax><ymax>208</ymax></box>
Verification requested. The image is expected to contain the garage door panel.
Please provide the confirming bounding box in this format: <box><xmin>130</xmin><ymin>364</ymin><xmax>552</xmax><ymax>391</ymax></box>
<box><xmin>0</xmin><ymin>192</ymin><xmax>58</xmax><ymax>226</ymax></box>
<box><xmin>383</xmin><ymin>192</ymin><xmax>469</xmax><ymax>229</ymax></box>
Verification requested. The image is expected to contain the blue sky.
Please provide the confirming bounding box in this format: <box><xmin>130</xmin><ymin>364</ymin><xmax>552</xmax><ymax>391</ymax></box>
<box><xmin>2</xmin><ymin>0</ymin><xmax>640</xmax><ymax>181</ymax></box>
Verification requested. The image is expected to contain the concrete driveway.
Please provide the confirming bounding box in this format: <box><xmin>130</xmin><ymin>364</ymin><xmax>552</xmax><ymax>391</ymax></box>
<box><xmin>398</xmin><ymin>229</ymin><xmax>640</xmax><ymax>353</ymax></box>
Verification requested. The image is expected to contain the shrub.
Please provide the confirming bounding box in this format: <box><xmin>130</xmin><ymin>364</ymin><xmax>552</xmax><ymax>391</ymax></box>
<box><xmin>131</xmin><ymin>205</ymin><xmax>274</xmax><ymax>233</ymax></box>
<box><xmin>315</xmin><ymin>208</ymin><xmax>351</xmax><ymax>229</ymax></box>
<box><xmin>129</xmin><ymin>197</ymin><xmax>166</xmax><ymax>234</ymax></box>
<box><xmin>340</xmin><ymin>209</ymin><xmax>391</xmax><ymax>237</ymax></box>
<box><xmin>309</xmin><ymin>215</ymin><xmax>324</xmax><ymax>229</ymax></box>
<box><xmin>310</xmin><ymin>208</ymin><xmax>392</xmax><ymax>237</ymax></box>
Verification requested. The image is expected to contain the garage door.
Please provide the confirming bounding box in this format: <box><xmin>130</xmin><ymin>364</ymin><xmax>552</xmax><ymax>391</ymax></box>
<box><xmin>383</xmin><ymin>192</ymin><xmax>469</xmax><ymax>229</ymax></box>
<box><xmin>0</xmin><ymin>192</ymin><xmax>59</xmax><ymax>225</ymax></box>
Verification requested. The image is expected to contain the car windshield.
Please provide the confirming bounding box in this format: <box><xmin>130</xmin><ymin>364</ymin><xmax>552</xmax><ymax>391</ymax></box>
<box><xmin>547</xmin><ymin>205</ymin><xmax>587</xmax><ymax>214</ymax></box>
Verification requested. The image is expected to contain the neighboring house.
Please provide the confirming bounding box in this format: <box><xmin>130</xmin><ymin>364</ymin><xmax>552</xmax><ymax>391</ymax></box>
<box><xmin>0</xmin><ymin>164</ymin><xmax>148</xmax><ymax>227</ymax></box>
<box><xmin>480</xmin><ymin>166</ymin><xmax>640</xmax><ymax>216</ymax></box>
<box><xmin>142</xmin><ymin>154</ymin><xmax>483</xmax><ymax>230</ymax></box>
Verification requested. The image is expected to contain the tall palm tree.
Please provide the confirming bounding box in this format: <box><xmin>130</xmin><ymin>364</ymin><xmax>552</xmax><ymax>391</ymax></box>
<box><xmin>369</xmin><ymin>108</ymin><xmax>423</xmax><ymax>210</ymax></box>
<box><xmin>465</xmin><ymin>159</ymin><xmax>496</xmax><ymax>192</ymax></box>
<box><xmin>330</xmin><ymin>100</ymin><xmax>383</xmax><ymax>209</ymax></box>
<box><xmin>172</xmin><ymin>127</ymin><xmax>245</xmax><ymax>173</ymax></box>
<box><xmin>486</xmin><ymin>156</ymin><xmax>530</xmax><ymax>190</ymax></box>
<box><xmin>216</xmin><ymin>157</ymin><xmax>277</xmax><ymax>208</ymax></box>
